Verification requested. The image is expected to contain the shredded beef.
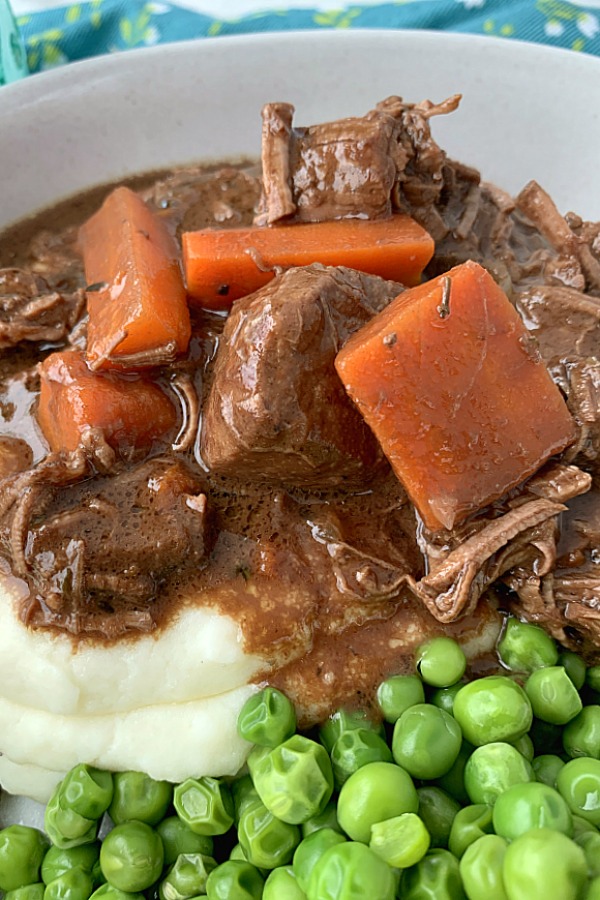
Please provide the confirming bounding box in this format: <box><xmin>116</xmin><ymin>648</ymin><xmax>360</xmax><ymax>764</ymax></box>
<box><xmin>0</xmin><ymin>268</ymin><xmax>85</xmax><ymax>351</ymax></box>
<box><xmin>410</xmin><ymin>498</ymin><xmax>565</xmax><ymax>623</ymax></box>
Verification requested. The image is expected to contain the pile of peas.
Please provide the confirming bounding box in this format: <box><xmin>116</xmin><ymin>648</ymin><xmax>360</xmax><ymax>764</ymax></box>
<box><xmin>1</xmin><ymin>619</ymin><xmax>600</xmax><ymax>899</ymax></box>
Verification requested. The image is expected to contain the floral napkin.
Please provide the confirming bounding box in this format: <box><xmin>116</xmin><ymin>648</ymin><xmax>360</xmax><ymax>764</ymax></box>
<box><xmin>15</xmin><ymin>0</ymin><xmax>600</xmax><ymax>75</ymax></box>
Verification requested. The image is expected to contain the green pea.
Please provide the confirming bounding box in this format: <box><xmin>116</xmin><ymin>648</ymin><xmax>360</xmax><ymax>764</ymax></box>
<box><xmin>60</xmin><ymin>765</ymin><xmax>113</xmax><ymax>821</ymax></box>
<box><xmin>559</xmin><ymin>651</ymin><xmax>587</xmax><ymax>691</ymax></box>
<box><xmin>416</xmin><ymin>637</ymin><xmax>467</xmax><ymax>688</ymax></box>
<box><xmin>587</xmin><ymin>667</ymin><xmax>600</xmax><ymax>694</ymax></box>
<box><xmin>44</xmin><ymin>868</ymin><xmax>94</xmax><ymax>900</ymax></box>
<box><xmin>206</xmin><ymin>859</ymin><xmax>264</xmax><ymax>900</ymax></box>
<box><xmin>5</xmin><ymin>885</ymin><xmax>45</xmax><ymax>900</ymax></box>
<box><xmin>229</xmin><ymin>843</ymin><xmax>247</xmax><ymax>862</ymax></box>
<box><xmin>248</xmin><ymin>735</ymin><xmax>333</xmax><ymax>825</ymax></box>
<box><xmin>572</xmin><ymin>815</ymin><xmax>599</xmax><ymax>837</ymax></box>
<box><xmin>100</xmin><ymin>822</ymin><xmax>164</xmax><ymax>892</ymax></box>
<box><xmin>587</xmin><ymin>877</ymin><xmax>600</xmax><ymax>900</ymax></box>
<box><xmin>557</xmin><ymin>758</ymin><xmax>600</xmax><ymax>826</ymax></box>
<box><xmin>330</xmin><ymin>727</ymin><xmax>392</xmax><ymax>789</ymax></box>
<box><xmin>318</xmin><ymin>708</ymin><xmax>385</xmax><ymax>754</ymax></box>
<box><xmin>435</xmin><ymin>742</ymin><xmax>473</xmax><ymax>806</ymax></box>
<box><xmin>464</xmin><ymin>742</ymin><xmax>534</xmax><ymax>806</ymax></box>
<box><xmin>42</xmin><ymin>844</ymin><xmax>101</xmax><ymax>884</ymax></box>
<box><xmin>308</xmin><ymin>842</ymin><xmax>396</xmax><ymax>900</ymax></box>
<box><xmin>525</xmin><ymin>667</ymin><xmax>583</xmax><ymax>725</ymax></box>
<box><xmin>301</xmin><ymin>801</ymin><xmax>342</xmax><ymax>838</ymax></box>
<box><xmin>232</xmin><ymin>776</ymin><xmax>262</xmax><ymax>825</ymax></box>
<box><xmin>453</xmin><ymin>677</ymin><xmax>532</xmax><ymax>747</ymax></box>
<box><xmin>156</xmin><ymin>817</ymin><xmax>213</xmax><ymax>867</ymax></box>
<box><xmin>174</xmin><ymin>777</ymin><xmax>234</xmax><ymax>836</ymax></box>
<box><xmin>159</xmin><ymin>852</ymin><xmax>217</xmax><ymax>899</ymax></box>
<box><xmin>416</xmin><ymin>787</ymin><xmax>460</xmax><ymax>850</ymax></box>
<box><xmin>448</xmin><ymin>805</ymin><xmax>494</xmax><ymax>859</ymax></box>
<box><xmin>429</xmin><ymin>683</ymin><xmax>465</xmax><ymax>717</ymax></box>
<box><xmin>498</xmin><ymin>617</ymin><xmax>558</xmax><ymax>674</ymax></box>
<box><xmin>89</xmin><ymin>886</ymin><xmax>144</xmax><ymax>900</ymax></box>
<box><xmin>370</xmin><ymin>813</ymin><xmax>430</xmax><ymax>869</ymax></box>
<box><xmin>459</xmin><ymin>834</ymin><xmax>508</xmax><ymax>900</ymax></box>
<box><xmin>109</xmin><ymin>772</ymin><xmax>172</xmax><ymax>826</ymax></box>
<box><xmin>238</xmin><ymin>801</ymin><xmax>300</xmax><ymax>869</ymax></box>
<box><xmin>237</xmin><ymin>687</ymin><xmax>296</xmax><ymax>748</ymax></box>
<box><xmin>575</xmin><ymin>830</ymin><xmax>600</xmax><ymax>878</ymax></box>
<box><xmin>337</xmin><ymin>761</ymin><xmax>419</xmax><ymax>844</ymax></box>
<box><xmin>44</xmin><ymin>790</ymin><xmax>97</xmax><ymax>850</ymax></box>
<box><xmin>533</xmin><ymin>754</ymin><xmax>565</xmax><ymax>788</ymax></box>
<box><xmin>377</xmin><ymin>674</ymin><xmax>425</xmax><ymax>723</ymax></box>
<box><xmin>502</xmin><ymin>828</ymin><xmax>587</xmax><ymax>900</ymax></box>
<box><xmin>402</xmin><ymin>848</ymin><xmax>465</xmax><ymax>900</ymax></box>
<box><xmin>510</xmin><ymin>733</ymin><xmax>534</xmax><ymax>762</ymax></box>
<box><xmin>563</xmin><ymin>706</ymin><xmax>600</xmax><ymax>759</ymax></box>
<box><xmin>492</xmin><ymin>781</ymin><xmax>573</xmax><ymax>840</ymax></box>
<box><xmin>0</xmin><ymin>825</ymin><xmax>49</xmax><ymax>891</ymax></box>
<box><xmin>263</xmin><ymin>866</ymin><xmax>305</xmax><ymax>900</ymax></box>
<box><xmin>292</xmin><ymin>828</ymin><xmax>346</xmax><ymax>893</ymax></box>
<box><xmin>393</xmin><ymin>704</ymin><xmax>462</xmax><ymax>780</ymax></box>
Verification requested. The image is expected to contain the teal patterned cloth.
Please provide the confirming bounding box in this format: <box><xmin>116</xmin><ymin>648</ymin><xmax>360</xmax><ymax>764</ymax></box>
<box><xmin>16</xmin><ymin>0</ymin><xmax>600</xmax><ymax>73</ymax></box>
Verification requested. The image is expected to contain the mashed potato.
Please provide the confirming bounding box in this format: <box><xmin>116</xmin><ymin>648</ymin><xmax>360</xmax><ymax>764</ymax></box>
<box><xmin>0</xmin><ymin>573</ymin><xmax>264</xmax><ymax>801</ymax></box>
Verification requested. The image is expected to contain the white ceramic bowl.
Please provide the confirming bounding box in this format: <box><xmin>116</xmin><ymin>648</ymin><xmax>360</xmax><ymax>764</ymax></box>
<box><xmin>1</xmin><ymin>30</ymin><xmax>600</xmax><ymax>230</ymax></box>
<box><xmin>0</xmin><ymin>27</ymin><xmax>599</xmax><ymax>828</ymax></box>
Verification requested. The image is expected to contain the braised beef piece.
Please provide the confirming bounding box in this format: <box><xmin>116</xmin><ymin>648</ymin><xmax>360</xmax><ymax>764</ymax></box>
<box><xmin>201</xmin><ymin>264</ymin><xmax>403</xmax><ymax>487</ymax></box>
<box><xmin>0</xmin><ymin>268</ymin><xmax>85</xmax><ymax>352</ymax></box>
<box><xmin>516</xmin><ymin>287</ymin><xmax>600</xmax><ymax>474</ymax></box>
<box><xmin>409</xmin><ymin>462</ymin><xmax>592</xmax><ymax>623</ymax></box>
<box><xmin>506</xmin><ymin>484</ymin><xmax>600</xmax><ymax>654</ymax></box>
<box><xmin>144</xmin><ymin>165</ymin><xmax>262</xmax><ymax>234</ymax></box>
<box><xmin>255</xmin><ymin>95</ymin><xmax>460</xmax><ymax>226</ymax></box>
<box><xmin>5</xmin><ymin>458</ymin><xmax>213</xmax><ymax>637</ymax></box>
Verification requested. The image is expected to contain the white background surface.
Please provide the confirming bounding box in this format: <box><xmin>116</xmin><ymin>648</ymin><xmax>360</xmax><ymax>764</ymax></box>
<box><xmin>12</xmin><ymin>0</ymin><xmax>398</xmax><ymax>15</ymax></box>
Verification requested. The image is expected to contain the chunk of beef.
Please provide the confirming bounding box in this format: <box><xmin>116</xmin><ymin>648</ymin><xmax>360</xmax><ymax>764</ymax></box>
<box><xmin>2</xmin><ymin>458</ymin><xmax>213</xmax><ymax>637</ymax></box>
<box><xmin>201</xmin><ymin>264</ymin><xmax>403</xmax><ymax>487</ymax></box>
<box><xmin>0</xmin><ymin>269</ymin><xmax>85</xmax><ymax>352</ymax></box>
<box><xmin>255</xmin><ymin>95</ymin><xmax>460</xmax><ymax>226</ymax></box>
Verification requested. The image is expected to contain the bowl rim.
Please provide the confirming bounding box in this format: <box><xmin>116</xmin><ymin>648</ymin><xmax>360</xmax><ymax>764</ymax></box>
<box><xmin>2</xmin><ymin>28</ymin><xmax>600</xmax><ymax>228</ymax></box>
<box><xmin>2</xmin><ymin>28</ymin><xmax>600</xmax><ymax>106</ymax></box>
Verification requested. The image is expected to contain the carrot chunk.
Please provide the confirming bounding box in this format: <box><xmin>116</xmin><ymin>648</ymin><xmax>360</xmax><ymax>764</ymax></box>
<box><xmin>38</xmin><ymin>350</ymin><xmax>177</xmax><ymax>455</ymax></box>
<box><xmin>182</xmin><ymin>215</ymin><xmax>434</xmax><ymax>310</ymax></box>
<box><xmin>79</xmin><ymin>186</ymin><xmax>191</xmax><ymax>370</ymax></box>
<box><xmin>335</xmin><ymin>260</ymin><xmax>576</xmax><ymax>532</ymax></box>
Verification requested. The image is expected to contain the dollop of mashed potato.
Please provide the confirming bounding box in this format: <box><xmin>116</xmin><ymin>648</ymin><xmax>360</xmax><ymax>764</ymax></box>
<box><xmin>0</xmin><ymin>575</ymin><xmax>264</xmax><ymax>802</ymax></box>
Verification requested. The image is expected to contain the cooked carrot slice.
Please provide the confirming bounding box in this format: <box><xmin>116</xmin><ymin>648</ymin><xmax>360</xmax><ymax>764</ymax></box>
<box><xmin>335</xmin><ymin>260</ymin><xmax>576</xmax><ymax>532</ymax></box>
<box><xmin>182</xmin><ymin>216</ymin><xmax>434</xmax><ymax>310</ymax></box>
<box><xmin>38</xmin><ymin>350</ymin><xmax>177</xmax><ymax>455</ymax></box>
<box><xmin>79</xmin><ymin>186</ymin><xmax>191</xmax><ymax>370</ymax></box>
